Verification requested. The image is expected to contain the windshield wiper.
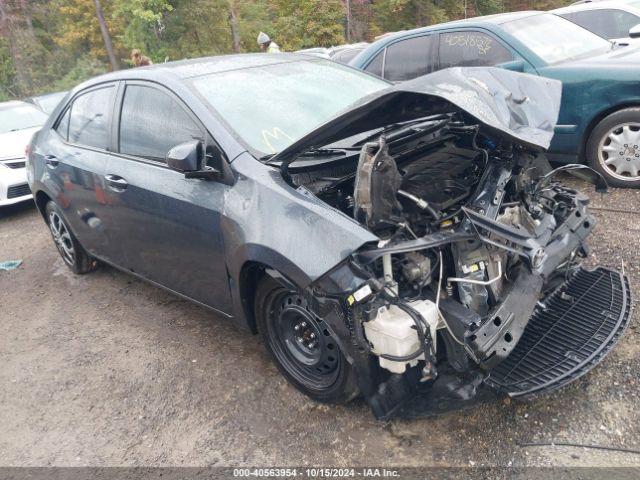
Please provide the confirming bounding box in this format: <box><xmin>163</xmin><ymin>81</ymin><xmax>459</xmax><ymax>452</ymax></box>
<box><xmin>355</xmin><ymin>115</ymin><xmax>451</xmax><ymax>146</ymax></box>
<box><xmin>299</xmin><ymin>147</ymin><xmax>357</xmax><ymax>157</ymax></box>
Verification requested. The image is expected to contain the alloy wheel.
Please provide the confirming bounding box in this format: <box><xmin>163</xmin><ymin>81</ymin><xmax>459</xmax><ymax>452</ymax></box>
<box><xmin>598</xmin><ymin>123</ymin><xmax>640</xmax><ymax>182</ymax></box>
<box><xmin>48</xmin><ymin>211</ymin><xmax>75</xmax><ymax>266</ymax></box>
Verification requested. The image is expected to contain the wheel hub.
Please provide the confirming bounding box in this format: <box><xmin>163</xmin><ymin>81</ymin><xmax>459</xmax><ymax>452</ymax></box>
<box><xmin>598</xmin><ymin>123</ymin><xmax>640</xmax><ymax>181</ymax></box>
<box><xmin>267</xmin><ymin>292</ymin><xmax>340</xmax><ymax>389</ymax></box>
<box><xmin>48</xmin><ymin>211</ymin><xmax>75</xmax><ymax>265</ymax></box>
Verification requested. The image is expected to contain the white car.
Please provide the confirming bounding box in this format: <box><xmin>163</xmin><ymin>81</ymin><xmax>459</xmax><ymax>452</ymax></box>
<box><xmin>553</xmin><ymin>0</ymin><xmax>640</xmax><ymax>45</ymax></box>
<box><xmin>0</xmin><ymin>101</ymin><xmax>47</xmax><ymax>206</ymax></box>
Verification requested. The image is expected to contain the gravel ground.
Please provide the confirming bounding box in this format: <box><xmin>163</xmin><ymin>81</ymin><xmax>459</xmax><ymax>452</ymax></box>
<box><xmin>0</xmin><ymin>177</ymin><xmax>639</xmax><ymax>468</ymax></box>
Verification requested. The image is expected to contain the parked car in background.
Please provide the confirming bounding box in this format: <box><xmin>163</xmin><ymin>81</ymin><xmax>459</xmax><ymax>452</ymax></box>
<box><xmin>553</xmin><ymin>1</ymin><xmax>640</xmax><ymax>44</ymax></box>
<box><xmin>296</xmin><ymin>43</ymin><xmax>369</xmax><ymax>64</ymax></box>
<box><xmin>25</xmin><ymin>91</ymin><xmax>68</xmax><ymax>115</ymax></box>
<box><xmin>0</xmin><ymin>101</ymin><xmax>47</xmax><ymax>206</ymax></box>
<box><xmin>328</xmin><ymin>42</ymin><xmax>369</xmax><ymax>64</ymax></box>
<box><xmin>296</xmin><ymin>47</ymin><xmax>331</xmax><ymax>59</ymax></box>
<box><xmin>27</xmin><ymin>54</ymin><xmax>630</xmax><ymax>419</ymax></box>
<box><xmin>350</xmin><ymin>11</ymin><xmax>640</xmax><ymax>188</ymax></box>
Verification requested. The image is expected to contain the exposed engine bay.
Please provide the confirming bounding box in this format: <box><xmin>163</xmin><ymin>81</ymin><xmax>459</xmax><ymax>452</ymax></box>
<box><xmin>283</xmin><ymin>112</ymin><xmax>629</xmax><ymax>419</ymax></box>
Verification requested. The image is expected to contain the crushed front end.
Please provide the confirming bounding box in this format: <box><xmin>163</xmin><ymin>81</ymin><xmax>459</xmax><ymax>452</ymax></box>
<box><xmin>275</xmin><ymin>68</ymin><xmax>632</xmax><ymax>419</ymax></box>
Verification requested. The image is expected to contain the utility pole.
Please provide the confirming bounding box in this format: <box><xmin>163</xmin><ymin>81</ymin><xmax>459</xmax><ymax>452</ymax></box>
<box><xmin>345</xmin><ymin>0</ymin><xmax>351</xmax><ymax>43</ymax></box>
<box><xmin>229</xmin><ymin>1</ymin><xmax>241</xmax><ymax>53</ymax></box>
<box><xmin>92</xmin><ymin>0</ymin><xmax>119</xmax><ymax>71</ymax></box>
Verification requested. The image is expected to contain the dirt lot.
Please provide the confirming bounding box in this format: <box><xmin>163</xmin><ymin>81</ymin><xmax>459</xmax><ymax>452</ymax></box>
<box><xmin>0</xmin><ymin>177</ymin><xmax>639</xmax><ymax>468</ymax></box>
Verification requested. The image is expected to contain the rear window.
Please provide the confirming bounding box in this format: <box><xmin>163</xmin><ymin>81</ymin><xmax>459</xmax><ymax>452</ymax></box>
<box><xmin>384</xmin><ymin>35</ymin><xmax>435</xmax><ymax>82</ymax></box>
<box><xmin>67</xmin><ymin>87</ymin><xmax>113</xmax><ymax>150</ymax></box>
<box><xmin>364</xmin><ymin>51</ymin><xmax>384</xmax><ymax>77</ymax></box>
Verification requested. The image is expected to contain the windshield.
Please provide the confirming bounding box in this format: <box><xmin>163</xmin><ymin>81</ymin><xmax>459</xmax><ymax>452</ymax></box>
<box><xmin>192</xmin><ymin>59</ymin><xmax>388</xmax><ymax>155</ymax></box>
<box><xmin>0</xmin><ymin>103</ymin><xmax>48</xmax><ymax>134</ymax></box>
<box><xmin>502</xmin><ymin>13</ymin><xmax>613</xmax><ymax>65</ymax></box>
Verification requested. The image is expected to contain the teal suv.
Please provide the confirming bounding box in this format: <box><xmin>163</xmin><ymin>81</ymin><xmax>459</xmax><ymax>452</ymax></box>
<box><xmin>350</xmin><ymin>11</ymin><xmax>640</xmax><ymax>188</ymax></box>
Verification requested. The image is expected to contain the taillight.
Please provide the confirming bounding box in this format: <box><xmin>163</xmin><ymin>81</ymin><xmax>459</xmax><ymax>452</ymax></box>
<box><xmin>25</xmin><ymin>144</ymin><xmax>31</xmax><ymax>158</ymax></box>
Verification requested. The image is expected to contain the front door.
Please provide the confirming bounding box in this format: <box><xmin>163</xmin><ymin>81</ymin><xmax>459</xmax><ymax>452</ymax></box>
<box><xmin>101</xmin><ymin>82</ymin><xmax>233</xmax><ymax>313</ymax></box>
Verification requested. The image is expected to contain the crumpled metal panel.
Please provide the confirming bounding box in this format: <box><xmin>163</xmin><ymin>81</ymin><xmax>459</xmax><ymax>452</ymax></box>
<box><xmin>272</xmin><ymin>67</ymin><xmax>562</xmax><ymax>167</ymax></box>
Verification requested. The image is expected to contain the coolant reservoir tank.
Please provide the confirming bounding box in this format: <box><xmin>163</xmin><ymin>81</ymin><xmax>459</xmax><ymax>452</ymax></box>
<box><xmin>363</xmin><ymin>300</ymin><xmax>439</xmax><ymax>374</ymax></box>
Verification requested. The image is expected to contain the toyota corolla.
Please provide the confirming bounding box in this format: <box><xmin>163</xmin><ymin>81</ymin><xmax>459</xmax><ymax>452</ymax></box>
<box><xmin>27</xmin><ymin>55</ymin><xmax>631</xmax><ymax>418</ymax></box>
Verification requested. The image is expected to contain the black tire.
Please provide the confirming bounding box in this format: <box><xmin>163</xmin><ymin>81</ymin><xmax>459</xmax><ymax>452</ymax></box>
<box><xmin>586</xmin><ymin>108</ymin><xmax>640</xmax><ymax>188</ymax></box>
<box><xmin>254</xmin><ymin>275</ymin><xmax>359</xmax><ymax>404</ymax></box>
<box><xmin>45</xmin><ymin>201</ymin><xmax>97</xmax><ymax>274</ymax></box>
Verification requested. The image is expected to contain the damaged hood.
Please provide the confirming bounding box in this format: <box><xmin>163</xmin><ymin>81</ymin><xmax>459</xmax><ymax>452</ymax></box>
<box><xmin>271</xmin><ymin>67</ymin><xmax>562</xmax><ymax>167</ymax></box>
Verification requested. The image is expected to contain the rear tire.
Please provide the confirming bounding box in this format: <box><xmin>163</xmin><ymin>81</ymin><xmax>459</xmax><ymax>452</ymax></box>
<box><xmin>254</xmin><ymin>275</ymin><xmax>359</xmax><ymax>404</ymax></box>
<box><xmin>586</xmin><ymin>108</ymin><xmax>640</xmax><ymax>188</ymax></box>
<box><xmin>45</xmin><ymin>201</ymin><xmax>97</xmax><ymax>274</ymax></box>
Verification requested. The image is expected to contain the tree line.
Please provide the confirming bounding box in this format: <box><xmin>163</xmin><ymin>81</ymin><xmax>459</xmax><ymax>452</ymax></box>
<box><xmin>0</xmin><ymin>0</ymin><xmax>568</xmax><ymax>100</ymax></box>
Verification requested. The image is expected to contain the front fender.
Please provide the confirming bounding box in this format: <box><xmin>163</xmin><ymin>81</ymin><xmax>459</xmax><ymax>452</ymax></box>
<box><xmin>223</xmin><ymin>152</ymin><xmax>377</xmax><ymax>324</ymax></box>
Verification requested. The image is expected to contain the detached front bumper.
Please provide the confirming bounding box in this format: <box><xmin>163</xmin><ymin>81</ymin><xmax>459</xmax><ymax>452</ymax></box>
<box><xmin>486</xmin><ymin>266</ymin><xmax>632</xmax><ymax>397</ymax></box>
<box><xmin>392</xmin><ymin>266</ymin><xmax>632</xmax><ymax>419</ymax></box>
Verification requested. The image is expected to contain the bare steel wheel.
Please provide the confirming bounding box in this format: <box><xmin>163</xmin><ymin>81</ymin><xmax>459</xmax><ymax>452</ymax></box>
<box><xmin>45</xmin><ymin>201</ymin><xmax>97</xmax><ymax>274</ymax></box>
<box><xmin>587</xmin><ymin>108</ymin><xmax>640</xmax><ymax>188</ymax></box>
<box><xmin>254</xmin><ymin>275</ymin><xmax>359</xmax><ymax>404</ymax></box>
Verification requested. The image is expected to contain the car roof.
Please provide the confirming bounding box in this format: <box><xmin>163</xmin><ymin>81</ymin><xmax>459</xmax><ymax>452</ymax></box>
<box><xmin>367</xmin><ymin>11</ymin><xmax>543</xmax><ymax>43</ymax></box>
<box><xmin>78</xmin><ymin>53</ymin><xmax>324</xmax><ymax>89</ymax></box>
<box><xmin>553</xmin><ymin>1</ymin><xmax>640</xmax><ymax>13</ymax></box>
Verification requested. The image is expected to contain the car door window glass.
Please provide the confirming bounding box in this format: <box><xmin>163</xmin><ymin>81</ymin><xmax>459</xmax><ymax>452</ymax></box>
<box><xmin>364</xmin><ymin>50</ymin><xmax>384</xmax><ymax>77</ymax></box>
<box><xmin>68</xmin><ymin>87</ymin><xmax>113</xmax><ymax>150</ymax></box>
<box><xmin>119</xmin><ymin>85</ymin><xmax>202</xmax><ymax>162</ymax></box>
<box><xmin>56</xmin><ymin>108</ymin><xmax>71</xmax><ymax>140</ymax></box>
<box><xmin>439</xmin><ymin>31</ymin><xmax>512</xmax><ymax>69</ymax></box>
<box><xmin>384</xmin><ymin>35</ymin><xmax>435</xmax><ymax>81</ymax></box>
<box><xmin>561</xmin><ymin>9</ymin><xmax>640</xmax><ymax>39</ymax></box>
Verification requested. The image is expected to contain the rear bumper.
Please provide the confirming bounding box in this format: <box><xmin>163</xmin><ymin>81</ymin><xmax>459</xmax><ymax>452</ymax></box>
<box><xmin>486</xmin><ymin>267</ymin><xmax>632</xmax><ymax>397</ymax></box>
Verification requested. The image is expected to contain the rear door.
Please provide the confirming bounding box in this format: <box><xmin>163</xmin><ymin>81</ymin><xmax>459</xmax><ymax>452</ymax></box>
<box><xmin>43</xmin><ymin>84</ymin><xmax>119</xmax><ymax>260</ymax></box>
<box><xmin>101</xmin><ymin>81</ymin><xmax>233</xmax><ymax>313</ymax></box>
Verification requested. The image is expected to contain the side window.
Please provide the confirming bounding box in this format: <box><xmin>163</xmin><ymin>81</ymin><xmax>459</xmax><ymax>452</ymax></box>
<box><xmin>364</xmin><ymin>50</ymin><xmax>384</xmax><ymax>77</ymax></box>
<box><xmin>119</xmin><ymin>85</ymin><xmax>202</xmax><ymax>162</ymax></box>
<box><xmin>439</xmin><ymin>31</ymin><xmax>513</xmax><ymax>69</ymax></box>
<box><xmin>384</xmin><ymin>35</ymin><xmax>435</xmax><ymax>82</ymax></box>
<box><xmin>561</xmin><ymin>9</ymin><xmax>640</xmax><ymax>39</ymax></box>
<box><xmin>68</xmin><ymin>87</ymin><xmax>113</xmax><ymax>150</ymax></box>
<box><xmin>55</xmin><ymin>108</ymin><xmax>70</xmax><ymax>140</ymax></box>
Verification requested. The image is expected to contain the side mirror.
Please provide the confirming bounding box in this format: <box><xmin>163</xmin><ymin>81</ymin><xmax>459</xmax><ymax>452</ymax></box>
<box><xmin>166</xmin><ymin>140</ymin><xmax>203</xmax><ymax>172</ymax></box>
<box><xmin>497</xmin><ymin>59</ymin><xmax>525</xmax><ymax>72</ymax></box>
<box><xmin>629</xmin><ymin>24</ymin><xmax>640</xmax><ymax>38</ymax></box>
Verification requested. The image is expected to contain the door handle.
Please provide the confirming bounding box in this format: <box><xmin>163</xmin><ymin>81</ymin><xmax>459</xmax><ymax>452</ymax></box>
<box><xmin>104</xmin><ymin>174</ymin><xmax>128</xmax><ymax>192</ymax></box>
<box><xmin>45</xmin><ymin>155</ymin><xmax>59</xmax><ymax>167</ymax></box>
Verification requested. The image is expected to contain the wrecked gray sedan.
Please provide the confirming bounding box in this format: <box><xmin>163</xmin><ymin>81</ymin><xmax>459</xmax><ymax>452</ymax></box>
<box><xmin>27</xmin><ymin>55</ymin><xmax>631</xmax><ymax>419</ymax></box>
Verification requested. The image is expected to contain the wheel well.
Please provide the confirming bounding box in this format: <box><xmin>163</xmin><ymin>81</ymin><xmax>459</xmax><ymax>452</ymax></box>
<box><xmin>581</xmin><ymin>103</ymin><xmax>640</xmax><ymax>159</ymax></box>
<box><xmin>239</xmin><ymin>261</ymin><xmax>268</xmax><ymax>334</ymax></box>
<box><xmin>34</xmin><ymin>191</ymin><xmax>52</xmax><ymax>222</ymax></box>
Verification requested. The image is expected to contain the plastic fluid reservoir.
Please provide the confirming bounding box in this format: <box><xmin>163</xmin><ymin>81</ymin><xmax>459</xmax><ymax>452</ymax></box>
<box><xmin>363</xmin><ymin>299</ymin><xmax>438</xmax><ymax>374</ymax></box>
